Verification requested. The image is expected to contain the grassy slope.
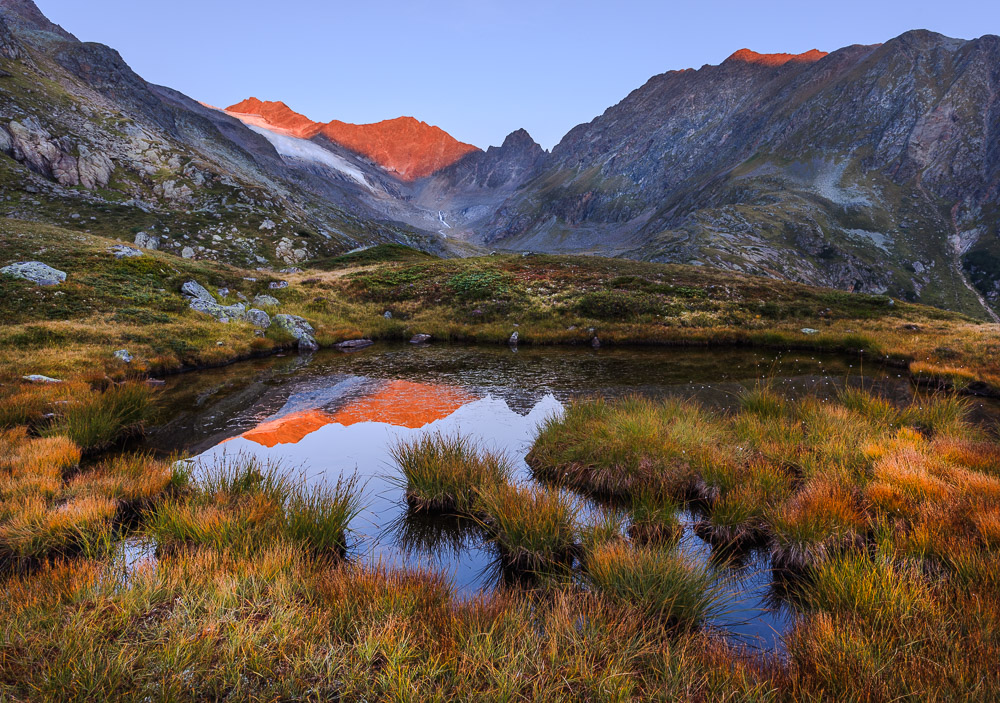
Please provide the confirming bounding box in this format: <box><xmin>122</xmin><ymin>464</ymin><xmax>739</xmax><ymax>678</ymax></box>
<box><xmin>2</xmin><ymin>218</ymin><xmax>997</xmax><ymax>395</ymax></box>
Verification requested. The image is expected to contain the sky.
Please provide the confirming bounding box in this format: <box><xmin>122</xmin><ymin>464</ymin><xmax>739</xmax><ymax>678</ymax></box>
<box><xmin>36</xmin><ymin>0</ymin><xmax>1000</xmax><ymax>150</ymax></box>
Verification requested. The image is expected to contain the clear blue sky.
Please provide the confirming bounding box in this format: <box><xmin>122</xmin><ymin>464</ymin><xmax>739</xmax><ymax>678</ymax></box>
<box><xmin>37</xmin><ymin>0</ymin><xmax>1000</xmax><ymax>150</ymax></box>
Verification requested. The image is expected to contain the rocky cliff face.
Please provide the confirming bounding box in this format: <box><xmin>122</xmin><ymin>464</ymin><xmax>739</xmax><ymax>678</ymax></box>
<box><xmin>225</xmin><ymin>99</ymin><xmax>480</xmax><ymax>181</ymax></box>
<box><xmin>476</xmin><ymin>32</ymin><xmax>1000</xmax><ymax>318</ymax></box>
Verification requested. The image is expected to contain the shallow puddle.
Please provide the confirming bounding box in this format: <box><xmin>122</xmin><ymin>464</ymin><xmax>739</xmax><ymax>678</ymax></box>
<box><xmin>138</xmin><ymin>343</ymin><xmax>999</xmax><ymax>653</ymax></box>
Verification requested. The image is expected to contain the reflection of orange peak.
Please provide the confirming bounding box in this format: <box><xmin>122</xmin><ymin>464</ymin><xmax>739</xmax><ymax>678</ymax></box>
<box><xmin>225</xmin><ymin>98</ymin><xmax>480</xmax><ymax>181</ymax></box>
<box><xmin>332</xmin><ymin>380</ymin><xmax>476</xmax><ymax>429</ymax></box>
<box><xmin>726</xmin><ymin>48</ymin><xmax>828</xmax><ymax>67</ymax></box>
<box><xmin>242</xmin><ymin>409</ymin><xmax>335</xmax><ymax>448</ymax></box>
<box><xmin>239</xmin><ymin>381</ymin><xmax>477</xmax><ymax>447</ymax></box>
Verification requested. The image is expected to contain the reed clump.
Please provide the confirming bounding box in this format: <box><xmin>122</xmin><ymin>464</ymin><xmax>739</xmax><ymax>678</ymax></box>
<box><xmin>477</xmin><ymin>482</ymin><xmax>580</xmax><ymax>575</ymax></box>
<box><xmin>585</xmin><ymin>541</ymin><xmax>724</xmax><ymax>632</ymax></box>
<box><xmin>43</xmin><ymin>380</ymin><xmax>156</xmax><ymax>452</ymax></box>
<box><xmin>392</xmin><ymin>434</ymin><xmax>512</xmax><ymax>515</ymax></box>
<box><xmin>0</xmin><ymin>429</ymin><xmax>176</xmax><ymax>570</ymax></box>
<box><xmin>150</xmin><ymin>455</ymin><xmax>360</xmax><ymax>559</ymax></box>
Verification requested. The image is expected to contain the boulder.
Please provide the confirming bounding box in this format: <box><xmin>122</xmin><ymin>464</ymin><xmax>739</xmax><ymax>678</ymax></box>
<box><xmin>335</xmin><ymin>339</ymin><xmax>374</xmax><ymax>351</ymax></box>
<box><xmin>276</xmin><ymin>237</ymin><xmax>307</xmax><ymax>264</ymax></box>
<box><xmin>410</xmin><ymin>334</ymin><xmax>432</xmax><ymax>344</ymax></box>
<box><xmin>801</xmin><ymin>328</ymin><xmax>819</xmax><ymax>335</ymax></box>
<box><xmin>383</xmin><ymin>311</ymin><xmax>392</xmax><ymax>319</ymax></box>
<box><xmin>22</xmin><ymin>374</ymin><xmax>62</xmax><ymax>384</ymax></box>
<box><xmin>181</xmin><ymin>280</ymin><xmax>214</xmax><ymax>301</ymax></box>
<box><xmin>245</xmin><ymin>308</ymin><xmax>271</xmax><ymax>329</ymax></box>
<box><xmin>110</xmin><ymin>245</ymin><xmax>143</xmax><ymax>259</ymax></box>
<box><xmin>189</xmin><ymin>298</ymin><xmax>245</xmax><ymax>323</ymax></box>
<box><xmin>269</xmin><ymin>281</ymin><xmax>289</xmax><ymax>290</ymax></box>
<box><xmin>1</xmin><ymin>261</ymin><xmax>66</xmax><ymax>286</ymax></box>
<box><xmin>252</xmin><ymin>294</ymin><xmax>280</xmax><ymax>307</ymax></box>
<box><xmin>134</xmin><ymin>232</ymin><xmax>159</xmax><ymax>250</ymax></box>
<box><xmin>181</xmin><ymin>246</ymin><xmax>195</xmax><ymax>259</ymax></box>
<box><xmin>77</xmin><ymin>145</ymin><xmax>114</xmax><ymax>190</ymax></box>
<box><xmin>272</xmin><ymin>314</ymin><xmax>319</xmax><ymax>351</ymax></box>
<box><xmin>114</xmin><ymin>349</ymin><xmax>133</xmax><ymax>363</ymax></box>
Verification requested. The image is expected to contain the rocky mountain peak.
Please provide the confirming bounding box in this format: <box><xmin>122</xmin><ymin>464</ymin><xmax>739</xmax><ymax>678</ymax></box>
<box><xmin>225</xmin><ymin>98</ymin><xmax>320</xmax><ymax>138</ymax></box>
<box><xmin>498</xmin><ymin>128</ymin><xmax>543</xmax><ymax>153</ymax></box>
<box><xmin>0</xmin><ymin>0</ymin><xmax>76</xmax><ymax>41</ymax></box>
<box><xmin>724</xmin><ymin>48</ymin><xmax>828</xmax><ymax>67</ymax></box>
<box><xmin>226</xmin><ymin>99</ymin><xmax>480</xmax><ymax>181</ymax></box>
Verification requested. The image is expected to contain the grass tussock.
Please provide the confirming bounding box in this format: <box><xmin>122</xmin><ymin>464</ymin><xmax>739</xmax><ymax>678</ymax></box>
<box><xmin>150</xmin><ymin>454</ymin><xmax>360</xmax><ymax>559</ymax></box>
<box><xmin>0</xmin><ymin>430</ymin><xmax>176</xmax><ymax>569</ymax></box>
<box><xmin>527</xmin><ymin>396</ymin><xmax>720</xmax><ymax>500</ymax></box>
<box><xmin>43</xmin><ymin>381</ymin><xmax>156</xmax><ymax>452</ymax></box>
<box><xmin>626</xmin><ymin>489</ymin><xmax>683</xmax><ymax>546</ymax></box>
<box><xmin>586</xmin><ymin>541</ymin><xmax>724</xmax><ymax>631</ymax></box>
<box><xmin>392</xmin><ymin>433</ymin><xmax>512</xmax><ymax>515</ymax></box>
<box><xmin>477</xmin><ymin>482</ymin><xmax>580</xmax><ymax>574</ymax></box>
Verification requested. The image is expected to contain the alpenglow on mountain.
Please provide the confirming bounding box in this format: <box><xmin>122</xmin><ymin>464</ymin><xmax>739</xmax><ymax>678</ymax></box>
<box><xmin>0</xmin><ymin>0</ymin><xmax>998</xmax><ymax>318</ymax></box>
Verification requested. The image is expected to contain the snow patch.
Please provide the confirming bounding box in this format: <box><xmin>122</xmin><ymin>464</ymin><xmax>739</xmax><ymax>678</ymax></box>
<box><xmin>844</xmin><ymin>228</ymin><xmax>892</xmax><ymax>253</ymax></box>
<box><xmin>215</xmin><ymin>106</ymin><xmax>377</xmax><ymax>194</ymax></box>
<box><xmin>244</xmin><ymin>124</ymin><xmax>376</xmax><ymax>193</ymax></box>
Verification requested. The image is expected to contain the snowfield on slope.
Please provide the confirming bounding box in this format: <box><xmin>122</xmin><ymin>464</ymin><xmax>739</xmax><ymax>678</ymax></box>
<box><xmin>238</xmin><ymin>119</ymin><xmax>376</xmax><ymax>193</ymax></box>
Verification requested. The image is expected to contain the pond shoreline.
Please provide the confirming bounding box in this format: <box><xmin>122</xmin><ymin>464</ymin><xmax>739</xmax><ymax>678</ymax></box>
<box><xmin>148</xmin><ymin>333</ymin><xmax>1000</xmax><ymax>399</ymax></box>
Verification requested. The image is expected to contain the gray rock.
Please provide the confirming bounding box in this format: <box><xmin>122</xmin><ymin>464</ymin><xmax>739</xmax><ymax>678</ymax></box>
<box><xmin>22</xmin><ymin>374</ymin><xmax>62</xmax><ymax>384</ymax></box>
<box><xmin>801</xmin><ymin>328</ymin><xmax>820</xmax><ymax>335</ymax></box>
<box><xmin>113</xmin><ymin>349</ymin><xmax>133</xmax><ymax>363</ymax></box>
<box><xmin>335</xmin><ymin>339</ymin><xmax>374</xmax><ymax>351</ymax></box>
<box><xmin>133</xmin><ymin>232</ymin><xmax>159</xmax><ymax>250</ymax></box>
<box><xmin>189</xmin><ymin>298</ymin><xmax>245</xmax><ymax>323</ymax></box>
<box><xmin>181</xmin><ymin>280</ymin><xmax>214</xmax><ymax>301</ymax></box>
<box><xmin>2</xmin><ymin>261</ymin><xmax>66</xmax><ymax>286</ymax></box>
<box><xmin>269</xmin><ymin>281</ymin><xmax>289</xmax><ymax>290</ymax></box>
<box><xmin>245</xmin><ymin>308</ymin><xmax>271</xmax><ymax>329</ymax></box>
<box><xmin>383</xmin><ymin>311</ymin><xmax>393</xmax><ymax>319</ymax></box>
<box><xmin>181</xmin><ymin>246</ymin><xmax>195</xmax><ymax>259</ymax></box>
<box><xmin>252</xmin><ymin>294</ymin><xmax>280</xmax><ymax>307</ymax></box>
<box><xmin>110</xmin><ymin>245</ymin><xmax>143</xmax><ymax>259</ymax></box>
<box><xmin>410</xmin><ymin>334</ymin><xmax>432</xmax><ymax>344</ymax></box>
<box><xmin>217</xmin><ymin>288</ymin><xmax>230</xmax><ymax>297</ymax></box>
<box><xmin>509</xmin><ymin>331</ymin><xmax>519</xmax><ymax>346</ymax></box>
<box><xmin>272</xmin><ymin>314</ymin><xmax>319</xmax><ymax>351</ymax></box>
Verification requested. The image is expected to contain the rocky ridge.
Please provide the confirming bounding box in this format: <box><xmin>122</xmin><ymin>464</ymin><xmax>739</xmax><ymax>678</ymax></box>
<box><xmin>225</xmin><ymin>98</ymin><xmax>480</xmax><ymax>181</ymax></box>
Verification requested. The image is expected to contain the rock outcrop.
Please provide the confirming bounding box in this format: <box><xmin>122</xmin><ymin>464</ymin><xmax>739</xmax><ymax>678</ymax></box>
<box><xmin>181</xmin><ymin>280</ymin><xmax>245</xmax><ymax>322</ymax></box>
<box><xmin>1</xmin><ymin>261</ymin><xmax>66</xmax><ymax>285</ymax></box>
<box><xmin>272</xmin><ymin>314</ymin><xmax>319</xmax><ymax>351</ymax></box>
<box><xmin>2</xmin><ymin>118</ymin><xmax>113</xmax><ymax>189</ymax></box>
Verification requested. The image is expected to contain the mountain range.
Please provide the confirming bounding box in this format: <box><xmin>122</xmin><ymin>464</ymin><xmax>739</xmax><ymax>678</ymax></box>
<box><xmin>1</xmin><ymin>0</ymin><xmax>998</xmax><ymax>319</ymax></box>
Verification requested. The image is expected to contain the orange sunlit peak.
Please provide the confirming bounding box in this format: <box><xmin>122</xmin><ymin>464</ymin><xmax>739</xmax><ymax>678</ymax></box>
<box><xmin>726</xmin><ymin>48</ymin><xmax>828</xmax><ymax>67</ymax></box>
